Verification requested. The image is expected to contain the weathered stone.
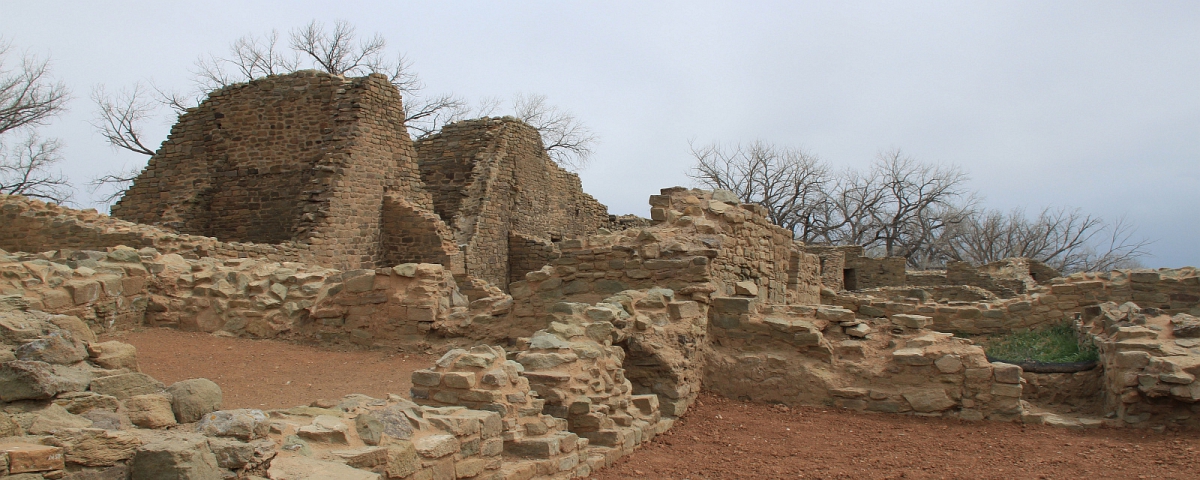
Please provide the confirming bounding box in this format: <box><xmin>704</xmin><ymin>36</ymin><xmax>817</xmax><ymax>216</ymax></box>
<box><xmin>89</xmin><ymin>372</ymin><xmax>165</xmax><ymax>400</ymax></box>
<box><xmin>991</xmin><ymin>362</ymin><xmax>1023</xmax><ymax>384</ymax></box>
<box><xmin>504</xmin><ymin>436</ymin><xmax>560</xmax><ymax>458</ymax></box>
<box><xmin>891</xmin><ymin>314</ymin><xmax>931</xmax><ymax>329</ymax></box>
<box><xmin>934</xmin><ymin>355</ymin><xmax>964</xmax><ymax>374</ymax></box>
<box><xmin>892</xmin><ymin>348</ymin><xmax>932</xmax><ymax>366</ymax></box>
<box><xmin>297</xmin><ymin>415</ymin><xmax>350</xmax><ymax>444</ymax></box>
<box><xmin>129</xmin><ymin>433</ymin><xmax>221</xmax><ymax>480</ymax></box>
<box><xmin>16</xmin><ymin>331</ymin><xmax>89</xmax><ymax>365</ymax></box>
<box><xmin>206</xmin><ymin>437</ymin><xmax>258</xmax><ymax>470</ymax></box>
<box><xmin>55</xmin><ymin>388</ymin><xmax>121</xmax><ymax>412</ymax></box>
<box><xmin>0</xmin><ymin>360</ymin><xmax>91</xmax><ymax>401</ymax></box>
<box><xmin>267</xmin><ymin>455</ymin><xmax>380</xmax><ymax>480</ymax></box>
<box><xmin>87</xmin><ymin>341</ymin><xmax>140</xmax><ymax>371</ymax></box>
<box><xmin>125</xmin><ymin>394</ymin><xmax>177</xmax><ymax>429</ymax></box>
<box><xmin>413</xmin><ymin>434</ymin><xmax>458</xmax><ymax>458</ymax></box>
<box><xmin>28</xmin><ymin>403</ymin><xmax>94</xmax><ymax>434</ymax></box>
<box><xmin>196</xmin><ymin>409</ymin><xmax>269</xmax><ymax>440</ymax></box>
<box><xmin>342</xmin><ymin>269</ymin><xmax>376</xmax><ymax>293</ymax></box>
<box><xmin>48</xmin><ymin>428</ymin><xmax>142</xmax><ymax>467</ymax></box>
<box><xmin>903</xmin><ymin>389</ymin><xmax>956</xmax><ymax>413</ymax></box>
<box><xmin>1</xmin><ymin>443</ymin><xmax>65</xmax><ymax>474</ymax></box>
<box><xmin>384</xmin><ymin>441</ymin><xmax>419</xmax><ymax>478</ymax></box>
<box><xmin>734</xmin><ymin>281</ymin><xmax>759</xmax><ymax>297</ymax></box>
<box><xmin>167</xmin><ymin>378</ymin><xmax>223</xmax><ymax>423</ymax></box>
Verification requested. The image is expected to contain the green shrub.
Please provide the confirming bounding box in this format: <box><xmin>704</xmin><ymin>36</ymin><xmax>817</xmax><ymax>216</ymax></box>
<box><xmin>983</xmin><ymin>323</ymin><xmax>1098</xmax><ymax>364</ymax></box>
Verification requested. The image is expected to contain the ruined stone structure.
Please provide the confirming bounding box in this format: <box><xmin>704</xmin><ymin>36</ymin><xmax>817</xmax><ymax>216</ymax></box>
<box><xmin>2</xmin><ymin>70</ymin><xmax>1200</xmax><ymax>478</ymax></box>
<box><xmin>111</xmin><ymin>71</ymin><xmax>607</xmax><ymax>293</ymax></box>
<box><xmin>415</xmin><ymin>118</ymin><xmax>608</xmax><ymax>292</ymax></box>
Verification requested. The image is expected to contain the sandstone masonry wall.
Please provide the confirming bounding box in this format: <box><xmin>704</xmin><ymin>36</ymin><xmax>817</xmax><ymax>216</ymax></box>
<box><xmin>112</xmin><ymin>71</ymin><xmax>433</xmax><ymax>271</ymax></box>
<box><xmin>415</xmin><ymin>118</ymin><xmax>609</xmax><ymax>291</ymax></box>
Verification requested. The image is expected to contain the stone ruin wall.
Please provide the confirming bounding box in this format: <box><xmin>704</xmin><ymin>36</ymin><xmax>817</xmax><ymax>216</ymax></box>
<box><xmin>5</xmin><ymin>69</ymin><xmax>1200</xmax><ymax>477</ymax></box>
<box><xmin>504</xmin><ymin>188</ymin><xmax>821</xmax><ymax>337</ymax></box>
<box><xmin>110</xmin><ymin>72</ymin><xmax>607</xmax><ymax>296</ymax></box>
<box><xmin>112</xmin><ymin>71</ymin><xmax>432</xmax><ymax>272</ymax></box>
<box><xmin>415</xmin><ymin>118</ymin><xmax>609</xmax><ymax>292</ymax></box>
<box><xmin>0</xmin><ymin>194</ymin><xmax>314</xmax><ymax>264</ymax></box>
<box><xmin>7</xmin><ymin>186</ymin><xmax>1200</xmax><ymax>477</ymax></box>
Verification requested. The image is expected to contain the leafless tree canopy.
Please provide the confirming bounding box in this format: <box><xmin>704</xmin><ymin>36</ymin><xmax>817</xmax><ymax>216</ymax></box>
<box><xmin>0</xmin><ymin>39</ymin><xmax>71</xmax><ymax>204</ymax></box>
<box><xmin>0</xmin><ymin>40</ymin><xmax>69</xmax><ymax>136</ymax></box>
<box><xmin>513</xmin><ymin>94</ymin><xmax>597</xmax><ymax>171</ymax></box>
<box><xmin>690</xmin><ymin>141</ymin><xmax>1148</xmax><ymax>273</ymax></box>
<box><xmin>932</xmin><ymin>207</ymin><xmax>1150</xmax><ymax>273</ymax></box>
<box><xmin>689</xmin><ymin>140</ymin><xmax>829</xmax><ymax>236</ymax></box>
<box><xmin>91</xmin><ymin>84</ymin><xmax>158</xmax><ymax>156</ymax></box>
<box><xmin>0</xmin><ymin>133</ymin><xmax>71</xmax><ymax>203</ymax></box>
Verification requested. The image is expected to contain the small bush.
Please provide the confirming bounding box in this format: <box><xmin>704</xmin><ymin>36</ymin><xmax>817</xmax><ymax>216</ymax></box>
<box><xmin>983</xmin><ymin>323</ymin><xmax>1098</xmax><ymax>364</ymax></box>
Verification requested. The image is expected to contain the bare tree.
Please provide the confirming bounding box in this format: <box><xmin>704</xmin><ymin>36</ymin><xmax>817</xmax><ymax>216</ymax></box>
<box><xmin>0</xmin><ymin>39</ymin><xmax>69</xmax><ymax>135</ymax></box>
<box><xmin>0</xmin><ymin>133</ymin><xmax>71</xmax><ymax>203</ymax></box>
<box><xmin>860</xmin><ymin>149</ymin><xmax>972</xmax><ymax>261</ymax></box>
<box><xmin>512</xmin><ymin>93</ymin><xmax>596</xmax><ymax>171</ymax></box>
<box><xmin>193</xmin><ymin>30</ymin><xmax>298</xmax><ymax>92</ymax></box>
<box><xmin>0</xmin><ymin>39</ymin><xmax>71</xmax><ymax>204</ymax></box>
<box><xmin>688</xmin><ymin>140</ymin><xmax>830</xmax><ymax>238</ymax></box>
<box><xmin>935</xmin><ymin>207</ymin><xmax>1149</xmax><ymax>273</ymax></box>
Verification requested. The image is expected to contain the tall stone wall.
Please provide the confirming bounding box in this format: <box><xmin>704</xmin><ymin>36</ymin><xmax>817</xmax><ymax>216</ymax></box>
<box><xmin>415</xmin><ymin>118</ymin><xmax>609</xmax><ymax>291</ymax></box>
<box><xmin>112</xmin><ymin>71</ymin><xmax>432</xmax><ymax>271</ymax></box>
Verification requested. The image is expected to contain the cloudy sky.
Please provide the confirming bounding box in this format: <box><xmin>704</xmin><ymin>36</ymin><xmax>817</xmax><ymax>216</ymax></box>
<box><xmin>2</xmin><ymin>1</ymin><xmax>1197</xmax><ymax>267</ymax></box>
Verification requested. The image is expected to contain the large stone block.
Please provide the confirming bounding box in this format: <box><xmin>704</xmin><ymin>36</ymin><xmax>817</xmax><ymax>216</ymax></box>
<box><xmin>89</xmin><ymin>372</ymin><xmax>165</xmax><ymax>400</ymax></box>
<box><xmin>167</xmin><ymin>378</ymin><xmax>223</xmax><ymax>424</ymax></box>
<box><xmin>129</xmin><ymin>433</ymin><xmax>221</xmax><ymax>480</ymax></box>
<box><xmin>0</xmin><ymin>360</ymin><xmax>91</xmax><ymax>401</ymax></box>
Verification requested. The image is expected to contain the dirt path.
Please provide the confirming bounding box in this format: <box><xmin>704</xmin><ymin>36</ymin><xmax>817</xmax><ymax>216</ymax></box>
<box><xmin>594</xmin><ymin>394</ymin><xmax>1200</xmax><ymax>480</ymax></box>
<box><xmin>102</xmin><ymin>328</ymin><xmax>435</xmax><ymax>410</ymax></box>
<box><xmin>114</xmin><ymin>329</ymin><xmax>1200</xmax><ymax>478</ymax></box>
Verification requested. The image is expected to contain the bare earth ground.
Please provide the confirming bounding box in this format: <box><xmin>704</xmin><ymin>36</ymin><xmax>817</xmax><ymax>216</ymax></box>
<box><xmin>100</xmin><ymin>328</ymin><xmax>435</xmax><ymax>410</ymax></box>
<box><xmin>111</xmin><ymin>329</ymin><xmax>1200</xmax><ymax>479</ymax></box>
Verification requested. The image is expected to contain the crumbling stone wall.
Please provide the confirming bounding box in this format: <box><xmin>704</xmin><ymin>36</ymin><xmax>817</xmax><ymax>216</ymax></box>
<box><xmin>802</xmin><ymin>245</ymin><xmax>906</xmax><ymax>290</ymax></box>
<box><xmin>508</xmin><ymin>232</ymin><xmax>559</xmax><ymax>288</ymax></box>
<box><xmin>415</xmin><ymin>118</ymin><xmax>609</xmax><ymax>291</ymax></box>
<box><xmin>379</xmin><ymin>196</ymin><xmax>461</xmax><ymax>270</ymax></box>
<box><xmin>505</xmin><ymin>188</ymin><xmax>818</xmax><ymax>338</ymax></box>
<box><xmin>703</xmin><ymin>298</ymin><xmax>1023</xmax><ymax>420</ymax></box>
<box><xmin>1081</xmin><ymin>301</ymin><xmax>1200</xmax><ymax>428</ymax></box>
<box><xmin>112</xmin><ymin>71</ymin><xmax>432</xmax><ymax>272</ymax></box>
<box><xmin>0</xmin><ymin>245</ymin><xmax>516</xmax><ymax>350</ymax></box>
<box><xmin>0</xmin><ymin>195</ymin><xmax>312</xmax><ymax>264</ymax></box>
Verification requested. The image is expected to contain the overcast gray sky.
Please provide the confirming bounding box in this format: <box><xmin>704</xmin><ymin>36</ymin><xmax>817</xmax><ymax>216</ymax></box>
<box><xmin>2</xmin><ymin>1</ymin><xmax>1197</xmax><ymax>267</ymax></box>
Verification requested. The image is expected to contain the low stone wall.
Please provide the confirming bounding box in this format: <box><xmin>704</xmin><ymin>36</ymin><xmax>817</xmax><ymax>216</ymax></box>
<box><xmin>1</xmin><ymin>194</ymin><xmax>313</xmax><ymax>264</ymax></box>
<box><xmin>1082</xmin><ymin>302</ymin><xmax>1200</xmax><ymax>429</ymax></box>
<box><xmin>703</xmin><ymin>298</ymin><xmax>1023</xmax><ymax>420</ymax></box>
<box><xmin>825</xmin><ymin>290</ymin><xmax>1073</xmax><ymax>335</ymax></box>
<box><xmin>0</xmin><ymin>246</ymin><xmax>512</xmax><ymax>349</ymax></box>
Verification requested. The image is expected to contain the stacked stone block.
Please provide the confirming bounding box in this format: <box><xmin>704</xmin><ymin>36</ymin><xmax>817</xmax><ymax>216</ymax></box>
<box><xmin>408</xmin><ymin>345</ymin><xmax>595</xmax><ymax>478</ymax></box>
<box><xmin>1082</xmin><ymin>302</ymin><xmax>1200</xmax><ymax>428</ymax></box>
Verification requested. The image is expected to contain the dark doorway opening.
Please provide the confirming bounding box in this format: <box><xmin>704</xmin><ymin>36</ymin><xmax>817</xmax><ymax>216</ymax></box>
<box><xmin>843</xmin><ymin>268</ymin><xmax>857</xmax><ymax>291</ymax></box>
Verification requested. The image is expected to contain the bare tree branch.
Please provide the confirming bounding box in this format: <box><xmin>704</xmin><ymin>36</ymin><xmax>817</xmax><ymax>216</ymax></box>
<box><xmin>91</xmin><ymin>83</ymin><xmax>158</xmax><ymax>156</ymax></box>
<box><xmin>513</xmin><ymin>93</ymin><xmax>596</xmax><ymax>171</ymax></box>
<box><xmin>290</xmin><ymin>20</ymin><xmax>388</xmax><ymax>78</ymax></box>
<box><xmin>0</xmin><ymin>38</ymin><xmax>70</xmax><ymax>136</ymax></box>
<box><xmin>688</xmin><ymin>140</ymin><xmax>830</xmax><ymax>239</ymax></box>
<box><xmin>0</xmin><ymin>132</ymin><xmax>72</xmax><ymax>203</ymax></box>
<box><xmin>88</xmin><ymin>164</ymin><xmax>142</xmax><ymax>206</ymax></box>
<box><xmin>936</xmin><ymin>207</ymin><xmax>1151</xmax><ymax>273</ymax></box>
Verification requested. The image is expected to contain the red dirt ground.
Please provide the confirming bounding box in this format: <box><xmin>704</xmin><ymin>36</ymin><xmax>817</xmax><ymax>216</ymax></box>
<box><xmin>101</xmin><ymin>328</ymin><xmax>435</xmax><ymax>410</ymax></box>
<box><xmin>113</xmin><ymin>328</ymin><xmax>1200</xmax><ymax>479</ymax></box>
